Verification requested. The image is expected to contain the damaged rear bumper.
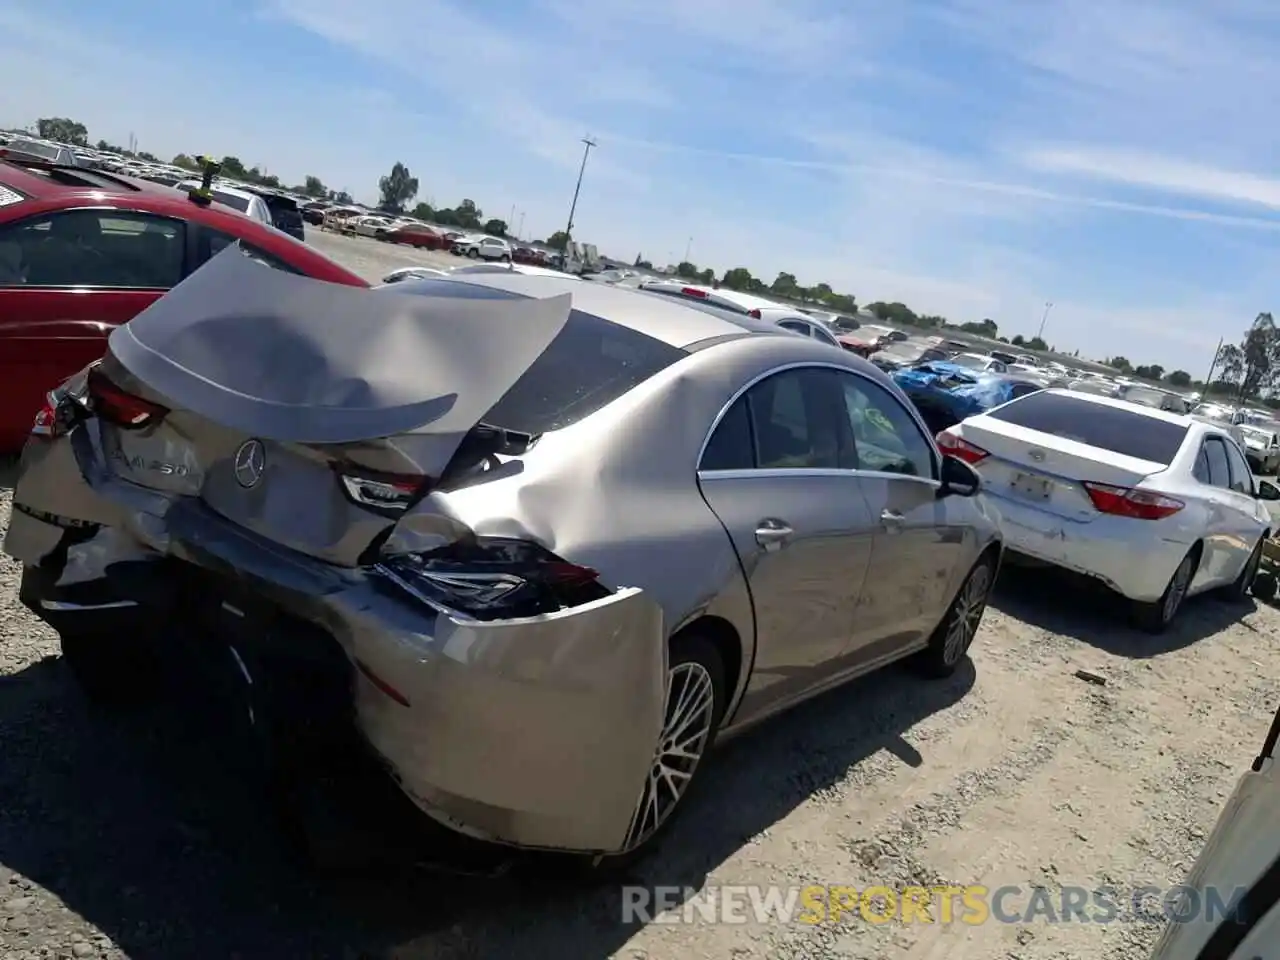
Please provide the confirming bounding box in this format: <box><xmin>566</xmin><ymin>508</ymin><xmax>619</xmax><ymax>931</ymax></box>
<box><xmin>7</xmin><ymin>430</ymin><xmax>667</xmax><ymax>856</ymax></box>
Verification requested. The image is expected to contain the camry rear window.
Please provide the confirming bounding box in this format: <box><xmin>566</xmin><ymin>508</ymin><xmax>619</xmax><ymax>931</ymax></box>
<box><xmin>211</xmin><ymin>190</ymin><xmax>251</xmax><ymax>212</ymax></box>
<box><xmin>383</xmin><ymin>279</ymin><xmax>686</xmax><ymax>434</ymax></box>
<box><xmin>986</xmin><ymin>391</ymin><xmax>1189</xmax><ymax>464</ymax></box>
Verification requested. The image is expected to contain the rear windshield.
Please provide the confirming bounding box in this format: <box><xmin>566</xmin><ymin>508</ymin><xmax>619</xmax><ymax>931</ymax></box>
<box><xmin>211</xmin><ymin>190</ymin><xmax>251</xmax><ymax>213</ymax></box>
<box><xmin>8</xmin><ymin>139</ymin><xmax>60</xmax><ymax>161</ymax></box>
<box><xmin>383</xmin><ymin>279</ymin><xmax>686</xmax><ymax>434</ymax></box>
<box><xmin>986</xmin><ymin>391</ymin><xmax>1190</xmax><ymax>464</ymax></box>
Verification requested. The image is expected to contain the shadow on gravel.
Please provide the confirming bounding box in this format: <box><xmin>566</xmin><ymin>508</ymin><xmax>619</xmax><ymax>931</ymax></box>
<box><xmin>0</xmin><ymin>648</ymin><xmax>974</xmax><ymax>959</ymax></box>
<box><xmin>991</xmin><ymin>562</ymin><xmax>1256</xmax><ymax>657</ymax></box>
<box><xmin>0</xmin><ymin>455</ymin><xmax>17</xmax><ymax>491</ymax></box>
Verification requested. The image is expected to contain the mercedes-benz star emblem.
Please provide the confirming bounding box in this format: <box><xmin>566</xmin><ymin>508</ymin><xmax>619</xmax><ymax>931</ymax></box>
<box><xmin>233</xmin><ymin>439</ymin><xmax>266</xmax><ymax>488</ymax></box>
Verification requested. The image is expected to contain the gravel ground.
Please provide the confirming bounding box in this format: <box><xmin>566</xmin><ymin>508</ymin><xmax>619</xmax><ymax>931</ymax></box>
<box><xmin>2</xmin><ymin>234</ymin><xmax>1278</xmax><ymax>959</ymax></box>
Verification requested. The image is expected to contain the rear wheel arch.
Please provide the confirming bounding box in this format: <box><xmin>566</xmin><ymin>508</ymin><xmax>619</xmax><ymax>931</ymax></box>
<box><xmin>671</xmin><ymin>615</ymin><xmax>742</xmax><ymax>726</ymax></box>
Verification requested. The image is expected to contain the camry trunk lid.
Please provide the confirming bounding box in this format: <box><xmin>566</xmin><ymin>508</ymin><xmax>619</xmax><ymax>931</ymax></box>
<box><xmin>98</xmin><ymin>246</ymin><xmax>572</xmax><ymax>566</ymax></box>
<box><xmin>947</xmin><ymin>392</ymin><xmax>1189</xmax><ymax>523</ymax></box>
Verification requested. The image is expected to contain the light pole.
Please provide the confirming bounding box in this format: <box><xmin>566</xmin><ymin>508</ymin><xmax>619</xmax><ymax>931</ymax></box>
<box><xmin>517</xmin><ymin>211</ymin><xmax>525</xmax><ymax>239</ymax></box>
<box><xmin>683</xmin><ymin>237</ymin><xmax>692</xmax><ymax>263</ymax></box>
<box><xmin>561</xmin><ymin>137</ymin><xmax>597</xmax><ymax>262</ymax></box>
<box><xmin>1035</xmin><ymin>301</ymin><xmax>1054</xmax><ymax>341</ymax></box>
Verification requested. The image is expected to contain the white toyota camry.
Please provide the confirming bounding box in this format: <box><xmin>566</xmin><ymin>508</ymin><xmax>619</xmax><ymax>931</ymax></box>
<box><xmin>936</xmin><ymin>389</ymin><xmax>1277</xmax><ymax>632</ymax></box>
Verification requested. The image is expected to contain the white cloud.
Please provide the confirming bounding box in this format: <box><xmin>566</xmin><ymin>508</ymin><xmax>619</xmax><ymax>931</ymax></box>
<box><xmin>4</xmin><ymin>0</ymin><xmax>1280</xmax><ymax>372</ymax></box>
<box><xmin>1019</xmin><ymin>147</ymin><xmax>1280</xmax><ymax>212</ymax></box>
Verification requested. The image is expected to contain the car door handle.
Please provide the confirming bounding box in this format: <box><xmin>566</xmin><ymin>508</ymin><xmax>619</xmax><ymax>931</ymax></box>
<box><xmin>755</xmin><ymin>519</ymin><xmax>793</xmax><ymax>551</ymax></box>
<box><xmin>881</xmin><ymin>509</ymin><xmax>905</xmax><ymax>530</ymax></box>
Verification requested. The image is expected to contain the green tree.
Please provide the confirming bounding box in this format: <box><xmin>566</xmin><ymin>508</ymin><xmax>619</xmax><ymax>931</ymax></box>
<box><xmin>1133</xmin><ymin>364</ymin><xmax>1165</xmax><ymax>381</ymax></box>
<box><xmin>1217</xmin><ymin>312</ymin><xmax>1280</xmax><ymax>400</ymax></box>
<box><xmin>1106</xmin><ymin>356</ymin><xmax>1132</xmax><ymax>371</ymax></box>
<box><xmin>1165</xmin><ymin>369</ymin><xmax>1192</xmax><ymax>387</ymax></box>
<box><xmin>1025</xmin><ymin>336</ymin><xmax>1048</xmax><ymax>351</ymax></box>
<box><xmin>377</xmin><ymin>162</ymin><xmax>419</xmax><ymax>213</ymax></box>
<box><xmin>220</xmin><ymin>156</ymin><xmax>249</xmax><ymax>179</ymax></box>
<box><xmin>410</xmin><ymin>202</ymin><xmax>434</xmax><ymax>221</ymax></box>
<box><xmin>483</xmin><ymin>218</ymin><xmax>508</xmax><ymax>237</ymax></box>
<box><xmin>171</xmin><ymin>154</ymin><xmax>199</xmax><ymax>171</ymax></box>
<box><xmin>301</xmin><ymin>175</ymin><xmax>328</xmax><ymax>198</ymax></box>
<box><xmin>634</xmin><ymin>254</ymin><xmax>653</xmax><ymax>269</ymax></box>
<box><xmin>329</xmin><ymin>190</ymin><xmax>353</xmax><ymax>205</ymax></box>
<box><xmin>36</xmin><ymin>117</ymin><xmax>88</xmax><ymax>145</ymax></box>
<box><xmin>771</xmin><ymin>272</ymin><xmax>798</xmax><ymax>297</ymax></box>
<box><xmin>544</xmin><ymin>230</ymin><xmax>570</xmax><ymax>250</ymax></box>
<box><xmin>674</xmin><ymin>261</ymin><xmax>701</xmax><ymax>279</ymax></box>
<box><xmin>865</xmin><ymin>302</ymin><xmax>919</xmax><ymax>327</ymax></box>
<box><xmin>697</xmin><ymin>268</ymin><xmax>715</xmax><ymax>284</ymax></box>
<box><xmin>958</xmin><ymin>319</ymin><xmax>998</xmax><ymax>337</ymax></box>
<box><xmin>721</xmin><ymin>267</ymin><xmax>762</xmax><ymax>292</ymax></box>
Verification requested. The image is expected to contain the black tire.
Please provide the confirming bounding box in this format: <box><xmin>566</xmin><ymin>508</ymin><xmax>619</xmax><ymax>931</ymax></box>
<box><xmin>1132</xmin><ymin>549</ymin><xmax>1198</xmax><ymax>634</ymax></box>
<box><xmin>60</xmin><ymin>628</ymin><xmax>160</xmax><ymax>708</ymax></box>
<box><xmin>1254</xmin><ymin>570</ymin><xmax>1278</xmax><ymax>603</ymax></box>
<box><xmin>913</xmin><ymin>553</ymin><xmax>996</xmax><ymax>678</ymax></box>
<box><xmin>500</xmin><ymin>254</ymin><xmax>511</xmax><ymax>263</ymax></box>
<box><xmin>566</xmin><ymin>634</ymin><xmax>727</xmax><ymax>879</ymax></box>
<box><xmin>1217</xmin><ymin>538</ymin><xmax>1264</xmax><ymax>603</ymax></box>
<box><xmin>466</xmin><ymin>248</ymin><xmax>479</xmax><ymax>259</ymax></box>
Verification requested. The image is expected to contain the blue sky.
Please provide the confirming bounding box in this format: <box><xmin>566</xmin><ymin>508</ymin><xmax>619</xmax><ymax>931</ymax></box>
<box><xmin>4</xmin><ymin>0</ymin><xmax>1280</xmax><ymax>374</ymax></box>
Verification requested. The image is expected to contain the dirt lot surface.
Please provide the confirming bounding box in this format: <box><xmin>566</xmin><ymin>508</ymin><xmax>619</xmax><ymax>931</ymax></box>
<box><xmin>2</xmin><ymin>235</ymin><xmax>1277</xmax><ymax>959</ymax></box>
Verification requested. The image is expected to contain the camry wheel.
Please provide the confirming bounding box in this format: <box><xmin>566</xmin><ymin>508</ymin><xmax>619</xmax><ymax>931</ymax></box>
<box><xmin>620</xmin><ymin>636</ymin><xmax>724</xmax><ymax>855</ymax></box>
<box><xmin>1133</xmin><ymin>550</ymin><xmax>1197</xmax><ymax>633</ymax></box>
<box><xmin>1218</xmin><ymin>538</ymin><xmax>1264</xmax><ymax>603</ymax></box>
<box><xmin>914</xmin><ymin>554</ymin><xmax>994</xmax><ymax>678</ymax></box>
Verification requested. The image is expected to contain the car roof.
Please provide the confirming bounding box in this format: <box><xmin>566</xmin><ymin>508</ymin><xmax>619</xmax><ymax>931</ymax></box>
<box><xmin>0</xmin><ymin>157</ymin><xmax>182</xmax><ymax>201</ymax></box>
<box><xmin>392</xmin><ymin>271</ymin><xmax>760</xmax><ymax>348</ymax></box>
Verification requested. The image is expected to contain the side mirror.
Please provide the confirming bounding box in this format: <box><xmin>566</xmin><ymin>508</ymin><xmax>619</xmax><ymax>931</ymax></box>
<box><xmin>1257</xmin><ymin>480</ymin><xmax>1280</xmax><ymax>501</ymax></box>
<box><xmin>938</xmin><ymin>455</ymin><xmax>982</xmax><ymax>498</ymax></box>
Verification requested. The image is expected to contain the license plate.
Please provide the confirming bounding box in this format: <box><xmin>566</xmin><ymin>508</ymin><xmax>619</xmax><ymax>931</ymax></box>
<box><xmin>1009</xmin><ymin>471</ymin><xmax>1052</xmax><ymax>500</ymax></box>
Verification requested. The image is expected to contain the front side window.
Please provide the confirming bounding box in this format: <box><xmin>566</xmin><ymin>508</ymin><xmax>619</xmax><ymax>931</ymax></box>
<box><xmin>838</xmin><ymin>373</ymin><xmax>935</xmax><ymax>478</ymax></box>
<box><xmin>0</xmin><ymin>209</ymin><xmax>185</xmax><ymax>288</ymax></box>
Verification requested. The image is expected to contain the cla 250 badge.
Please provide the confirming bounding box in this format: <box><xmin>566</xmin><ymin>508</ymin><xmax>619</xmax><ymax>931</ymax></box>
<box><xmin>110</xmin><ymin>449</ymin><xmax>194</xmax><ymax>477</ymax></box>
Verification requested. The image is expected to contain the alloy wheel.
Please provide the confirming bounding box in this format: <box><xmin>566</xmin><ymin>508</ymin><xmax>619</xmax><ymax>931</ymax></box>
<box><xmin>1162</xmin><ymin>557</ymin><xmax>1194</xmax><ymax>623</ymax></box>
<box><xmin>621</xmin><ymin>661</ymin><xmax>716</xmax><ymax>852</ymax></box>
<box><xmin>943</xmin><ymin>564</ymin><xmax>992</xmax><ymax>664</ymax></box>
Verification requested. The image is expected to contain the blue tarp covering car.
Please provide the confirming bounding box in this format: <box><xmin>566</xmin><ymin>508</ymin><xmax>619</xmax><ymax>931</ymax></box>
<box><xmin>891</xmin><ymin>362</ymin><xmax>1043</xmax><ymax>433</ymax></box>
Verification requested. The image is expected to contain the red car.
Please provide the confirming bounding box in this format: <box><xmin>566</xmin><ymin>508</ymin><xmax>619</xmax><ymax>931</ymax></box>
<box><xmin>383</xmin><ymin>222</ymin><xmax>444</xmax><ymax>249</ymax></box>
<box><xmin>0</xmin><ymin>154</ymin><xmax>368</xmax><ymax>453</ymax></box>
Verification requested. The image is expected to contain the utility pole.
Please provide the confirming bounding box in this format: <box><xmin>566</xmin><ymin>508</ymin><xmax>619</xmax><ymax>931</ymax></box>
<box><xmin>1035</xmin><ymin>301</ymin><xmax>1054</xmax><ymax>341</ymax></box>
<box><xmin>508</xmin><ymin>204</ymin><xmax>515</xmax><ymax>231</ymax></box>
<box><xmin>517</xmin><ymin>211</ymin><xmax>525</xmax><ymax>239</ymax></box>
<box><xmin>561</xmin><ymin>137</ymin><xmax>597</xmax><ymax>261</ymax></box>
<box><xmin>683</xmin><ymin>237</ymin><xmax>693</xmax><ymax>263</ymax></box>
<box><xmin>1203</xmin><ymin>337</ymin><xmax>1225</xmax><ymax>394</ymax></box>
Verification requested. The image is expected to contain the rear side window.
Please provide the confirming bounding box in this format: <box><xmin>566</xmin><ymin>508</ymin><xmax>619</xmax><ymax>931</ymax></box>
<box><xmin>210</xmin><ymin>190</ymin><xmax>251</xmax><ymax>213</ymax></box>
<box><xmin>201</xmin><ymin>229</ymin><xmax>302</xmax><ymax>275</ymax></box>
<box><xmin>986</xmin><ymin>392</ymin><xmax>1190</xmax><ymax>464</ymax></box>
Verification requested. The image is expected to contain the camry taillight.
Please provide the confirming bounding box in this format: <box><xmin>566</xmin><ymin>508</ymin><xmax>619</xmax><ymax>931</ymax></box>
<box><xmin>1083</xmin><ymin>482</ymin><xmax>1184</xmax><ymax>521</ymax></box>
<box><xmin>936</xmin><ymin>430</ymin><xmax>989</xmax><ymax>464</ymax></box>
<box><xmin>336</xmin><ymin>466</ymin><xmax>424</xmax><ymax>514</ymax></box>
<box><xmin>376</xmin><ymin>537</ymin><xmax>608</xmax><ymax>620</ymax></box>
<box><xmin>86</xmin><ymin>368</ymin><xmax>167</xmax><ymax>429</ymax></box>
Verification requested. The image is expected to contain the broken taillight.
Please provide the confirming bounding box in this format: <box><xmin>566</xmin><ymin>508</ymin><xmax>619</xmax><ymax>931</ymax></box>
<box><xmin>376</xmin><ymin>536</ymin><xmax>608</xmax><ymax>620</ymax></box>
<box><xmin>935</xmin><ymin>430</ymin><xmax>989</xmax><ymax>465</ymax></box>
<box><xmin>1083</xmin><ymin>482</ymin><xmax>1184</xmax><ymax>521</ymax></box>
<box><xmin>86</xmin><ymin>368</ymin><xmax>167</xmax><ymax>429</ymax></box>
<box><xmin>30</xmin><ymin>392</ymin><xmax>64</xmax><ymax>439</ymax></box>
<box><xmin>336</xmin><ymin>466</ymin><xmax>425</xmax><ymax>514</ymax></box>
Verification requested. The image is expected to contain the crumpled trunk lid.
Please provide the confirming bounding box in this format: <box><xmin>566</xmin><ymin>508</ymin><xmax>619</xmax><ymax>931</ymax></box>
<box><xmin>27</xmin><ymin>247</ymin><xmax>572</xmax><ymax>567</ymax></box>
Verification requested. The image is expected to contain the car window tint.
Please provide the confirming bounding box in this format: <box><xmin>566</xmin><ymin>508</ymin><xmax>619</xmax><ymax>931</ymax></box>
<box><xmin>987</xmin><ymin>392</ymin><xmax>1189</xmax><ymax>465</ymax></box>
<box><xmin>1223</xmin><ymin>439</ymin><xmax>1255</xmax><ymax>494</ymax></box>
<box><xmin>746</xmin><ymin>368</ymin><xmax>848</xmax><ymax>470</ymax></box>
<box><xmin>1203</xmin><ymin>438</ymin><xmax>1232</xmax><ymax>489</ymax></box>
<box><xmin>0</xmin><ymin>209</ymin><xmax>184</xmax><ymax>288</ymax></box>
<box><xmin>1193</xmin><ymin>447</ymin><xmax>1212</xmax><ymax>484</ymax></box>
<box><xmin>838</xmin><ymin>373</ymin><xmax>935</xmax><ymax>478</ymax></box>
<box><xmin>700</xmin><ymin>396</ymin><xmax>754</xmax><ymax>471</ymax></box>
<box><xmin>200</xmin><ymin>229</ymin><xmax>302</xmax><ymax>275</ymax></box>
<box><xmin>777</xmin><ymin>320</ymin><xmax>809</xmax><ymax>335</ymax></box>
<box><xmin>209</xmin><ymin>190</ymin><xmax>251</xmax><ymax>213</ymax></box>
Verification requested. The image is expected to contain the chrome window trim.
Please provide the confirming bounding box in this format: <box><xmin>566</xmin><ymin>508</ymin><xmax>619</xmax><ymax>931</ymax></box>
<box><xmin>694</xmin><ymin>360</ymin><xmax>940</xmax><ymax>478</ymax></box>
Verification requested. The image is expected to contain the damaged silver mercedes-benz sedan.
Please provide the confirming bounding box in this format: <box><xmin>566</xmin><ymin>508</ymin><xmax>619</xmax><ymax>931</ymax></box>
<box><xmin>5</xmin><ymin>246</ymin><xmax>1002</xmax><ymax>865</ymax></box>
